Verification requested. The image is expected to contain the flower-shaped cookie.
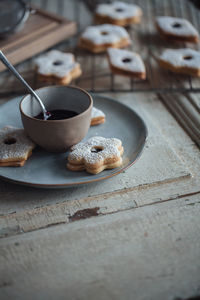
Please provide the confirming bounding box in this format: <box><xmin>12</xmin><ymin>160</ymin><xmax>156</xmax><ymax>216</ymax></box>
<box><xmin>158</xmin><ymin>48</ymin><xmax>200</xmax><ymax>77</ymax></box>
<box><xmin>95</xmin><ymin>1</ymin><xmax>142</xmax><ymax>26</ymax></box>
<box><xmin>107</xmin><ymin>48</ymin><xmax>146</xmax><ymax>79</ymax></box>
<box><xmin>79</xmin><ymin>24</ymin><xmax>130</xmax><ymax>53</ymax></box>
<box><xmin>0</xmin><ymin>126</ymin><xmax>36</xmax><ymax>167</ymax></box>
<box><xmin>35</xmin><ymin>50</ymin><xmax>82</xmax><ymax>85</ymax></box>
<box><xmin>67</xmin><ymin>136</ymin><xmax>124</xmax><ymax>174</ymax></box>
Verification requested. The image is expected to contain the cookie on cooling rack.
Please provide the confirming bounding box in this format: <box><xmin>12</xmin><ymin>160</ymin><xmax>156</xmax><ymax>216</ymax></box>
<box><xmin>156</xmin><ymin>16</ymin><xmax>199</xmax><ymax>43</ymax></box>
<box><xmin>91</xmin><ymin>107</ymin><xmax>106</xmax><ymax>126</ymax></box>
<box><xmin>35</xmin><ymin>50</ymin><xmax>82</xmax><ymax>85</ymax></box>
<box><xmin>95</xmin><ymin>1</ymin><xmax>142</xmax><ymax>26</ymax></box>
<box><xmin>107</xmin><ymin>48</ymin><xmax>146</xmax><ymax>79</ymax></box>
<box><xmin>158</xmin><ymin>48</ymin><xmax>200</xmax><ymax>77</ymax></box>
<box><xmin>79</xmin><ymin>24</ymin><xmax>131</xmax><ymax>53</ymax></box>
<box><xmin>0</xmin><ymin>126</ymin><xmax>36</xmax><ymax>167</ymax></box>
<box><xmin>67</xmin><ymin>136</ymin><xmax>124</xmax><ymax>174</ymax></box>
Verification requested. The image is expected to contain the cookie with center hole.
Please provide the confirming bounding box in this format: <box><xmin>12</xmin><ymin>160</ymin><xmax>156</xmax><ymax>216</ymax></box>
<box><xmin>67</xmin><ymin>136</ymin><xmax>124</xmax><ymax>174</ymax></box>
<box><xmin>95</xmin><ymin>1</ymin><xmax>142</xmax><ymax>26</ymax></box>
<box><xmin>156</xmin><ymin>16</ymin><xmax>199</xmax><ymax>43</ymax></box>
<box><xmin>35</xmin><ymin>50</ymin><xmax>82</xmax><ymax>85</ymax></box>
<box><xmin>0</xmin><ymin>126</ymin><xmax>36</xmax><ymax>167</ymax></box>
<box><xmin>158</xmin><ymin>48</ymin><xmax>200</xmax><ymax>77</ymax></box>
<box><xmin>107</xmin><ymin>47</ymin><xmax>146</xmax><ymax>79</ymax></box>
<box><xmin>79</xmin><ymin>24</ymin><xmax>131</xmax><ymax>53</ymax></box>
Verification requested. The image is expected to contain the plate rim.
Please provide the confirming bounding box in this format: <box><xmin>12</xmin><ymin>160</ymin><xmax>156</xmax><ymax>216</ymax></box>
<box><xmin>0</xmin><ymin>94</ymin><xmax>148</xmax><ymax>188</ymax></box>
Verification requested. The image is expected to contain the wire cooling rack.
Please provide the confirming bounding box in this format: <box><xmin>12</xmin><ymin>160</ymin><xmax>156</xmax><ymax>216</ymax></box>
<box><xmin>73</xmin><ymin>0</ymin><xmax>200</xmax><ymax>93</ymax></box>
<box><xmin>0</xmin><ymin>0</ymin><xmax>200</xmax><ymax>96</ymax></box>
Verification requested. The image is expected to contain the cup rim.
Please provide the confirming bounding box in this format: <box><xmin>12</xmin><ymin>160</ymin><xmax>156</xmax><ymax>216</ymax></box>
<box><xmin>19</xmin><ymin>85</ymin><xmax>93</xmax><ymax>122</ymax></box>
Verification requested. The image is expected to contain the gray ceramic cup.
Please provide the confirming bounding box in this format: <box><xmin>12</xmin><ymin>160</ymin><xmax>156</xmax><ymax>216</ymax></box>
<box><xmin>20</xmin><ymin>86</ymin><xmax>93</xmax><ymax>153</ymax></box>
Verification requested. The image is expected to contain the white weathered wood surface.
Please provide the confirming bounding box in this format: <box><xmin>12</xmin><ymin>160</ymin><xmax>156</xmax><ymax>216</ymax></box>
<box><xmin>0</xmin><ymin>194</ymin><xmax>200</xmax><ymax>300</ymax></box>
<box><xmin>0</xmin><ymin>91</ymin><xmax>200</xmax><ymax>299</ymax></box>
<box><xmin>0</xmin><ymin>0</ymin><xmax>200</xmax><ymax>97</ymax></box>
<box><xmin>0</xmin><ymin>0</ymin><xmax>200</xmax><ymax>299</ymax></box>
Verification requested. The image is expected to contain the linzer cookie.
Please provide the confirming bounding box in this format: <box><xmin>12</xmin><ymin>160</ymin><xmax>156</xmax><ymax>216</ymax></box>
<box><xmin>35</xmin><ymin>50</ymin><xmax>82</xmax><ymax>85</ymax></box>
<box><xmin>67</xmin><ymin>136</ymin><xmax>124</xmax><ymax>174</ymax></box>
<box><xmin>156</xmin><ymin>16</ymin><xmax>199</xmax><ymax>43</ymax></box>
<box><xmin>91</xmin><ymin>107</ymin><xmax>106</xmax><ymax>126</ymax></box>
<box><xmin>0</xmin><ymin>126</ymin><xmax>36</xmax><ymax>167</ymax></box>
<box><xmin>79</xmin><ymin>24</ymin><xmax>131</xmax><ymax>53</ymax></box>
<box><xmin>107</xmin><ymin>48</ymin><xmax>146</xmax><ymax>79</ymax></box>
<box><xmin>158</xmin><ymin>48</ymin><xmax>200</xmax><ymax>77</ymax></box>
<box><xmin>95</xmin><ymin>1</ymin><xmax>142</xmax><ymax>26</ymax></box>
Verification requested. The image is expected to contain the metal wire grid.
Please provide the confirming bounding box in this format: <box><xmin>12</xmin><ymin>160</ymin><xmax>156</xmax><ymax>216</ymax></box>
<box><xmin>73</xmin><ymin>0</ymin><xmax>200</xmax><ymax>93</ymax></box>
<box><xmin>0</xmin><ymin>0</ymin><xmax>200</xmax><ymax>97</ymax></box>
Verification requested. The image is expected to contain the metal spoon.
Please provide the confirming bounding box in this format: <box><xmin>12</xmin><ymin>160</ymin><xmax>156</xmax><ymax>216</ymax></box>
<box><xmin>0</xmin><ymin>50</ymin><xmax>50</xmax><ymax>120</ymax></box>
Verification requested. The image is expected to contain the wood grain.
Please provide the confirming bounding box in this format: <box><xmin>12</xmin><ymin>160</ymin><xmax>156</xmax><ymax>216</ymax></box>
<box><xmin>0</xmin><ymin>194</ymin><xmax>200</xmax><ymax>300</ymax></box>
<box><xmin>0</xmin><ymin>1</ymin><xmax>200</xmax><ymax>299</ymax></box>
<box><xmin>0</xmin><ymin>93</ymin><xmax>199</xmax><ymax>238</ymax></box>
<box><xmin>0</xmin><ymin>8</ymin><xmax>77</xmax><ymax>72</ymax></box>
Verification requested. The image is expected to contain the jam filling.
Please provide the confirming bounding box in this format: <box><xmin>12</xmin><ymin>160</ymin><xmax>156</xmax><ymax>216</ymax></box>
<box><xmin>34</xmin><ymin>109</ymin><xmax>79</xmax><ymax>120</ymax></box>
<box><xmin>172</xmin><ymin>23</ymin><xmax>181</xmax><ymax>28</ymax></box>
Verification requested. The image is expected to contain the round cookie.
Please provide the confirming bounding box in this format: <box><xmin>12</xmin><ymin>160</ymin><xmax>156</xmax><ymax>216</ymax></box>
<box><xmin>35</xmin><ymin>50</ymin><xmax>82</xmax><ymax>85</ymax></box>
<box><xmin>79</xmin><ymin>24</ymin><xmax>131</xmax><ymax>53</ymax></box>
<box><xmin>156</xmin><ymin>16</ymin><xmax>199</xmax><ymax>43</ymax></box>
<box><xmin>107</xmin><ymin>47</ymin><xmax>146</xmax><ymax>79</ymax></box>
<box><xmin>95</xmin><ymin>1</ymin><xmax>142</xmax><ymax>26</ymax></box>
<box><xmin>158</xmin><ymin>48</ymin><xmax>200</xmax><ymax>77</ymax></box>
<box><xmin>67</xmin><ymin>136</ymin><xmax>124</xmax><ymax>174</ymax></box>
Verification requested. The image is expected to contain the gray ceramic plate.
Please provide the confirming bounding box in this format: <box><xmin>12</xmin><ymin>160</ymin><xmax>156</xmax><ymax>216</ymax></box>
<box><xmin>0</xmin><ymin>95</ymin><xmax>147</xmax><ymax>188</ymax></box>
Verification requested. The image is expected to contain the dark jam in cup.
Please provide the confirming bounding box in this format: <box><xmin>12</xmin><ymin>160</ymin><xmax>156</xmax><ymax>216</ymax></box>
<box><xmin>34</xmin><ymin>109</ymin><xmax>79</xmax><ymax>120</ymax></box>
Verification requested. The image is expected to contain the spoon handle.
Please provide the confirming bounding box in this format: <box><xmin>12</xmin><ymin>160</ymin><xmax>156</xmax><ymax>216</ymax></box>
<box><xmin>0</xmin><ymin>50</ymin><xmax>47</xmax><ymax>113</ymax></box>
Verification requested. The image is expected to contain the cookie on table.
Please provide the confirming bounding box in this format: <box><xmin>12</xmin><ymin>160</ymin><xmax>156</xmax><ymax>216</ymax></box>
<box><xmin>79</xmin><ymin>24</ymin><xmax>131</xmax><ymax>53</ymax></box>
<box><xmin>91</xmin><ymin>107</ymin><xmax>106</xmax><ymax>126</ymax></box>
<box><xmin>0</xmin><ymin>126</ymin><xmax>36</xmax><ymax>167</ymax></box>
<box><xmin>35</xmin><ymin>50</ymin><xmax>82</xmax><ymax>85</ymax></box>
<box><xmin>107</xmin><ymin>48</ymin><xmax>146</xmax><ymax>79</ymax></box>
<box><xmin>95</xmin><ymin>1</ymin><xmax>142</xmax><ymax>26</ymax></box>
<box><xmin>156</xmin><ymin>16</ymin><xmax>199</xmax><ymax>43</ymax></box>
<box><xmin>158</xmin><ymin>48</ymin><xmax>200</xmax><ymax>77</ymax></box>
<box><xmin>67</xmin><ymin>136</ymin><xmax>124</xmax><ymax>174</ymax></box>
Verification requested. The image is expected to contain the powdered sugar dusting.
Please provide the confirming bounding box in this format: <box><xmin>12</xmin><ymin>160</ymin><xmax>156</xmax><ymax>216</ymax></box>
<box><xmin>96</xmin><ymin>1</ymin><xmax>142</xmax><ymax>20</ymax></box>
<box><xmin>68</xmin><ymin>136</ymin><xmax>122</xmax><ymax>166</ymax></box>
<box><xmin>107</xmin><ymin>47</ymin><xmax>145</xmax><ymax>73</ymax></box>
<box><xmin>91</xmin><ymin>107</ymin><xmax>105</xmax><ymax>118</ymax></box>
<box><xmin>159</xmin><ymin>48</ymin><xmax>200</xmax><ymax>69</ymax></box>
<box><xmin>35</xmin><ymin>50</ymin><xmax>80</xmax><ymax>78</ymax></box>
<box><xmin>0</xmin><ymin>126</ymin><xmax>36</xmax><ymax>162</ymax></box>
<box><xmin>156</xmin><ymin>16</ymin><xmax>199</xmax><ymax>38</ymax></box>
<box><xmin>81</xmin><ymin>24</ymin><xmax>130</xmax><ymax>45</ymax></box>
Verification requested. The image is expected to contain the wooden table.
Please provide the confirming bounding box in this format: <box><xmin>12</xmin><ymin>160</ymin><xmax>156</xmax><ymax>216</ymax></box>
<box><xmin>0</xmin><ymin>1</ymin><xmax>200</xmax><ymax>299</ymax></box>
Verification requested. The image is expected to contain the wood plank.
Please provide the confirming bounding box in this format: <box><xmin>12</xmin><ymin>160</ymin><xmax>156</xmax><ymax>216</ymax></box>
<box><xmin>0</xmin><ymin>92</ymin><xmax>199</xmax><ymax>237</ymax></box>
<box><xmin>0</xmin><ymin>194</ymin><xmax>200</xmax><ymax>300</ymax></box>
<box><xmin>1</xmin><ymin>0</ymin><xmax>200</xmax><ymax>94</ymax></box>
<box><xmin>0</xmin><ymin>14</ymin><xmax>57</xmax><ymax>52</ymax></box>
<box><xmin>0</xmin><ymin>8</ymin><xmax>77</xmax><ymax>72</ymax></box>
<box><xmin>159</xmin><ymin>93</ymin><xmax>200</xmax><ymax>147</ymax></box>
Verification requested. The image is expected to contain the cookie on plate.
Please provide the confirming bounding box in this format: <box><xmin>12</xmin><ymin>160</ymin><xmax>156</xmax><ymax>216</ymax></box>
<box><xmin>95</xmin><ymin>1</ymin><xmax>142</xmax><ymax>26</ymax></box>
<box><xmin>158</xmin><ymin>48</ymin><xmax>200</xmax><ymax>77</ymax></box>
<box><xmin>0</xmin><ymin>126</ymin><xmax>36</xmax><ymax>167</ymax></box>
<box><xmin>107</xmin><ymin>47</ymin><xmax>146</xmax><ymax>79</ymax></box>
<box><xmin>156</xmin><ymin>16</ymin><xmax>199</xmax><ymax>43</ymax></box>
<box><xmin>91</xmin><ymin>107</ymin><xmax>106</xmax><ymax>126</ymax></box>
<box><xmin>79</xmin><ymin>24</ymin><xmax>131</xmax><ymax>53</ymax></box>
<box><xmin>35</xmin><ymin>50</ymin><xmax>82</xmax><ymax>85</ymax></box>
<box><xmin>67</xmin><ymin>136</ymin><xmax>124</xmax><ymax>174</ymax></box>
